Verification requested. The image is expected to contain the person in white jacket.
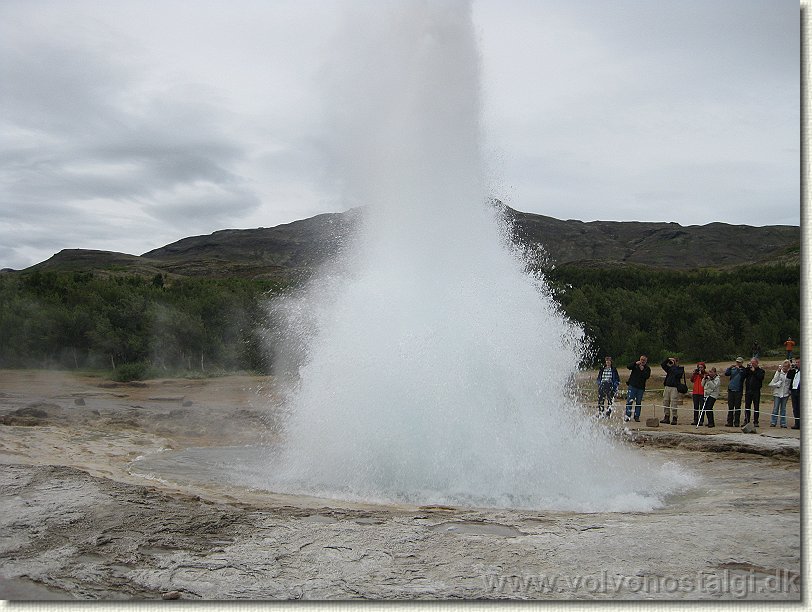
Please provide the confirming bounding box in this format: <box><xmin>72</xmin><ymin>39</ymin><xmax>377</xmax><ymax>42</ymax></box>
<box><xmin>769</xmin><ymin>360</ymin><xmax>792</xmax><ymax>428</ymax></box>
<box><xmin>700</xmin><ymin>368</ymin><xmax>721</xmax><ymax>427</ymax></box>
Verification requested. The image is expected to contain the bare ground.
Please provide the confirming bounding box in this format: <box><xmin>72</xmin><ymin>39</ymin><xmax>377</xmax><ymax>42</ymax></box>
<box><xmin>0</xmin><ymin>370</ymin><xmax>801</xmax><ymax>600</ymax></box>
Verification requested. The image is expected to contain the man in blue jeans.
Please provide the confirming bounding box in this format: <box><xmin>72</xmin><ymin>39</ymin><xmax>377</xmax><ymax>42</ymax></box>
<box><xmin>624</xmin><ymin>355</ymin><xmax>651</xmax><ymax>422</ymax></box>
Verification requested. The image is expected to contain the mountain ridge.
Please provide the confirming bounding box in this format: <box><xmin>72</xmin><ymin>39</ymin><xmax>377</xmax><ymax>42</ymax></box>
<box><xmin>14</xmin><ymin>206</ymin><xmax>800</xmax><ymax>279</ymax></box>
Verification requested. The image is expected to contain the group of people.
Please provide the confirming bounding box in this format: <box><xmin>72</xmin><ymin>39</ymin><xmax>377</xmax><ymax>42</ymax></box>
<box><xmin>595</xmin><ymin>352</ymin><xmax>801</xmax><ymax>430</ymax></box>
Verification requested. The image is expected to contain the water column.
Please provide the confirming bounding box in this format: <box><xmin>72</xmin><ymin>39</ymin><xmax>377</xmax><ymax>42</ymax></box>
<box><xmin>268</xmin><ymin>0</ymin><xmax>693</xmax><ymax>510</ymax></box>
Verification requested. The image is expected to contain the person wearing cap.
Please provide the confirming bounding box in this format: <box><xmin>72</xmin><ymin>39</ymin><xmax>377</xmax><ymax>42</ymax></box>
<box><xmin>743</xmin><ymin>357</ymin><xmax>765</xmax><ymax>427</ymax></box>
<box><xmin>624</xmin><ymin>355</ymin><xmax>651</xmax><ymax>422</ymax></box>
<box><xmin>724</xmin><ymin>357</ymin><xmax>747</xmax><ymax>427</ymax></box>
<box><xmin>660</xmin><ymin>356</ymin><xmax>685</xmax><ymax>425</ymax></box>
<box><xmin>690</xmin><ymin>362</ymin><xmax>707</xmax><ymax>425</ymax></box>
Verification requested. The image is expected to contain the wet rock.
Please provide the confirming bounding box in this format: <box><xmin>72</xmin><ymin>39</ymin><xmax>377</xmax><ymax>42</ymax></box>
<box><xmin>161</xmin><ymin>591</ymin><xmax>182</xmax><ymax>600</ymax></box>
<box><xmin>74</xmin><ymin>398</ymin><xmax>86</xmax><ymax>406</ymax></box>
<box><xmin>182</xmin><ymin>400</ymin><xmax>194</xmax><ymax>407</ymax></box>
<box><xmin>645</xmin><ymin>417</ymin><xmax>660</xmax><ymax>427</ymax></box>
<box><xmin>105</xmin><ymin>418</ymin><xmax>140</xmax><ymax>429</ymax></box>
<box><xmin>429</xmin><ymin>521</ymin><xmax>525</xmax><ymax>537</ymax></box>
<box><xmin>13</xmin><ymin>404</ymin><xmax>55</xmax><ymax>418</ymax></box>
<box><xmin>302</xmin><ymin>514</ymin><xmax>339</xmax><ymax>524</ymax></box>
<box><xmin>741</xmin><ymin>422</ymin><xmax>756</xmax><ymax>434</ymax></box>
<box><xmin>631</xmin><ymin>430</ymin><xmax>800</xmax><ymax>460</ymax></box>
<box><xmin>0</xmin><ymin>416</ymin><xmax>43</xmax><ymax>426</ymax></box>
<box><xmin>355</xmin><ymin>517</ymin><xmax>385</xmax><ymax>525</ymax></box>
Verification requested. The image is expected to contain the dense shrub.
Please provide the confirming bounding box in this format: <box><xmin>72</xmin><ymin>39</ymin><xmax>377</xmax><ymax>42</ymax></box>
<box><xmin>112</xmin><ymin>361</ymin><xmax>150</xmax><ymax>382</ymax></box>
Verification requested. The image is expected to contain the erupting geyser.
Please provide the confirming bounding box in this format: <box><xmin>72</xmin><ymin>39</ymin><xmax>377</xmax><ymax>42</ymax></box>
<box><xmin>267</xmin><ymin>0</ymin><xmax>693</xmax><ymax>510</ymax></box>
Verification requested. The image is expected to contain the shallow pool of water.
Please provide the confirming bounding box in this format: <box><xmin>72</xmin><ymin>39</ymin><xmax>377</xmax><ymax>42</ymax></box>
<box><xmin>131</xmin><ymin>445</ymin><xmax>270</xmax><ymax>490</ymax></box>
<box><xmin>129</xmin><ymin>443</ymin><xmax>699</xmax><ymax>512</ymax></box>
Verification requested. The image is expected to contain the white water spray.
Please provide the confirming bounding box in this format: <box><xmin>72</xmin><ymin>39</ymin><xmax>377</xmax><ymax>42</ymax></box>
<box><xmin>267</xmin><ymin>0</ymin><xmax>693</xmax><ymax>510</ymax></box>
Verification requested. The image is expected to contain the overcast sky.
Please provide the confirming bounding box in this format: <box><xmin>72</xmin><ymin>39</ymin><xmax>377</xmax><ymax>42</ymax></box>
<box><xmin>0</xmin><ymin>0</ymin><xmax>801</xmax><ymax>270</ymax></box>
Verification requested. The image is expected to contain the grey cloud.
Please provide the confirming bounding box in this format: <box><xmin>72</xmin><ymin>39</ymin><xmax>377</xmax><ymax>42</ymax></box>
<box><xmin>0</xmin><ymin>244</ymin><xmax>18</xmax><ymax>267</ymax></box>
<box><xmin>1</xmin><ymin>41</ymin><xmax>130</xmax><ymax>136</ymax></box>
<box><xmin>554</xmin><ymin>0</ymin><xmax>799</xmax><ymax>80</ymax></box>
<box><xmin>477</xmin><ymin>0</ymin><xmax>798</xmax><ymax>226</ymax></box>
<box><xmin>2</xmin><ymin>142</ymin><xmax>250</xmax><ymax>210</ymax></box>
<box><xmin>0</xmin><ymin>196</ymin><xmax>199</xmax><ymax>270</ymax></box>
<box><xmin>0</xmin><ymin>28</ymin><xmax>264</xmax><ymax>268</ymax></box>
<box><xmin>140</xmin><ymin>186</ymin><xmax>262</xmax><ymax>227</ymax></box>
<box><xmin>0</xmin><ymin>0</ymin><xmax>800</xmax><ymax>269</ymax></box>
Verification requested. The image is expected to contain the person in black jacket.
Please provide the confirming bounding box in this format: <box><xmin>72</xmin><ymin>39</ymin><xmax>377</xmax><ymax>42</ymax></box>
<box><xmin>661</xmin><ymin>357</ymin><xmax>685</xmax><ymax>425</ymax></box>
<box><xmin>624</xmin><ymin>355</ymin><xmax>651</xmax><ymax>422</ymax></box>
<box><xmin>789</xmin><ymin>357</ymin><xmax>801</xmax><ymax>429</ymax></box>
<box><xmin>743</xmin><ymin>357</ymin><xmax>765</xmax><ymax>427</ymax></box>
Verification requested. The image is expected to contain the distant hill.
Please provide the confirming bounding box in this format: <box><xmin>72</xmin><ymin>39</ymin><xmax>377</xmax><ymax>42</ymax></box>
<box><xmin>19</xmin><ymin>205</ymin><xmax>800</xmax><ymax>280</ymax></box>
<box><xmin>502</xmin><ymin>207</ymin><xmax>800</xmax><ymax>269</ymax></box>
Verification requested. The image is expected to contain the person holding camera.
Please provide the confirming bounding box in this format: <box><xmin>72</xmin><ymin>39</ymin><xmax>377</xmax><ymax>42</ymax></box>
<box><xmin>660</xmin><ymin>356</ymin><xmax>685</xmax><ymax>425</ymax></box>
<box><xmin>624</xmin><ymin>355</ymin><xmax>651</xmax><ymax>422</ymax></box>
<box><xmin>690</xmin><ymin>362</ymin><xmax>707</xmax><ymax>425</ymax></box>
<box><xmin>724</xmin><ymin>357</ymin><xmax>747</xmax><ymax>427</ymax></box>
<box><xmin>743</xmin><ymin>357</ymin><xmax>765</xmax><ymax>427</ymax></box>
<box><xmin>596</xmin><ymin>355</ymin><xmax>620</xmax><ymax>418</ymax></box>
<box><xmin>769</xmin><ymin>360</ymin><xmax>792</xmax><ymax>428</ymax></box>
<box><xmin>701</xmin><ymin>367</ymin><xmax>721</xmax><ymax>427</ymax></box>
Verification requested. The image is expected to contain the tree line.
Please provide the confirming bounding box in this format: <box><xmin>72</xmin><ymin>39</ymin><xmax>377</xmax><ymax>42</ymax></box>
<box><xmin>0</xmin><ymin>271</ymin><xmax>282</xmax><ymax>378</ymax></box>
<box><xmin>544</xmin><ymin>264</ymin><xmax>800</xmax><ymax>365</ymax></box>
<box><xmin>0</xmin><ymin>264</ymin><xmax>800</xmax><ymax>378</ymax></box>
